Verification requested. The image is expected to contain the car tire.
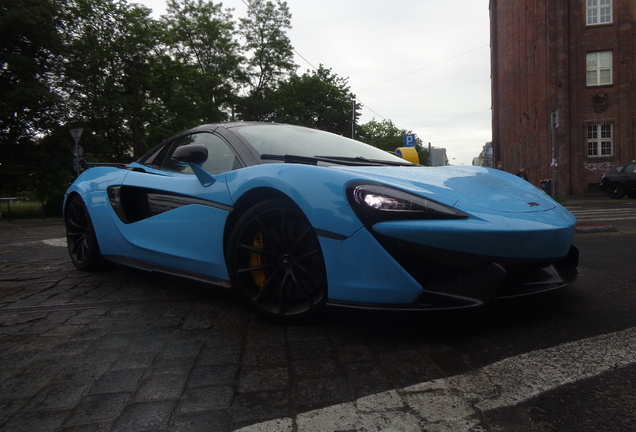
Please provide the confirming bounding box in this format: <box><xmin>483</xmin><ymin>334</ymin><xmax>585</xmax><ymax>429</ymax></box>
<box><xmin>607</xmin><ymin>183</ymin><xmax>625</xmax><ymax>199</ymax></box>
<box><xmin>226</xmin><ymin>197</ymin><xmax>327</xmax><ymax>322</ymax></box>
<box><xmin>65</xmin><ymin>195</ymin><xmax>103</xmax><ymax>271</ymax></box>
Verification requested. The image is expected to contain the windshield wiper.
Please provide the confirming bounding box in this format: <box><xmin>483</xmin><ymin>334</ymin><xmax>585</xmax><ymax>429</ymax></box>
<box><xmin>261</xmin><ymin>154</ymin><xmax>415</xmax><ymax>167</ymax></box>
<box><xmin>316</xmin><ymin>155</ymin><xmax>416</xmax><ymax>167</ymax></box>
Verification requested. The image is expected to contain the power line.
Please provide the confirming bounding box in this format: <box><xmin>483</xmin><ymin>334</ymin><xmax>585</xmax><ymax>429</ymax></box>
<box><xmin>239</xmin><ymin>0</ymin><xmax>488</xmax><ymax>133</ymax></box>
<box><xmin>240</xmin><ymin>0</ymin><xmax>317</xmax><ymax>70</ymax></box>
<box><xmin>421</xmin><ymin>108</ymin><xmax>491</xmax><ymax>128</ymax></box>
<box><xmin>356</xmin><ymin>44</ymin><xmax>489</xmax><ymax>93</ymax></box>
<box><xmin>353</xmin><ymin>46</ymin><xmax>490</xmax><ymax>129</ymax></box>
<box><xmin>355</xmin><ymin>98</ymin><xmax>385</xmax><ymax>120</ymax></box>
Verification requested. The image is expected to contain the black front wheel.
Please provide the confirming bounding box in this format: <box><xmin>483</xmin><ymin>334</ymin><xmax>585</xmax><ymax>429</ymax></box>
<box><xmin>607</xmin><ymin>183</ymin><xmax>625</xmax><ymax>199</ymax></box>
<box><xmin>226</xmin><ymin>198</ymin><xmax>327</xmax><ymax>322</ymax></box>
<box><xmin>65</xmin><ymin>195</ymin><xmax>103</xmax><ymax>271</ymax></box>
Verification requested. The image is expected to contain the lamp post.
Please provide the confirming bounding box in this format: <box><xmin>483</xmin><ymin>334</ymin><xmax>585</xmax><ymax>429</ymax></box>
<box><xmin>350</xmin><ymin>95</ymin><xmax>356</xmax><ymax>140</ymax></box>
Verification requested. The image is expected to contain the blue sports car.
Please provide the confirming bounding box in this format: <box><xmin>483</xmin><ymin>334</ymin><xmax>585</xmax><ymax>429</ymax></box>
<box><xmin>64</xmin><ymin>123</ymin><xmax>578</xmax><ymax>321</ymax></box>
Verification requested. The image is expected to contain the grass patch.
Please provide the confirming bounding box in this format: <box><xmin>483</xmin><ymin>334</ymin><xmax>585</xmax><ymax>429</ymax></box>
<box><xmin>0</xmin><ymin>201</ymin><xmax>44</xmax><ymax>220</ymax></box>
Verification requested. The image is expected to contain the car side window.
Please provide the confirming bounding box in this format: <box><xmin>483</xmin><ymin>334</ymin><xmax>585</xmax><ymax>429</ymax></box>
<box><xmin>158</xmin><ymin>133</ymin><xmax>239</xmax><ymax>175</ymax></box>
<box><xmin>198</xmin><ymin>133</ymin><xmax>240</xmax><ymax>174</ymax></box>
<box><xmin>626</xmin><ymin>164</ymin><xmax>636</xmax><ymax>174</ymax></box>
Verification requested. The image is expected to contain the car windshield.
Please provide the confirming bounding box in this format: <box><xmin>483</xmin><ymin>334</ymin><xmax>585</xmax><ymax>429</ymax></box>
<box><xmin>231</xmin><ymin>124</ymin><xmax>414</xmax><ymax>166</ymax></box>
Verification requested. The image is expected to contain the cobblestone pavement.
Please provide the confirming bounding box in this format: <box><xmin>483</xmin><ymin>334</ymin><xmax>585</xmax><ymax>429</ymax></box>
<box><xmin>0</xmin><ymin>219</ymin><xmax>474</xmax><ymax>432</ymax></box>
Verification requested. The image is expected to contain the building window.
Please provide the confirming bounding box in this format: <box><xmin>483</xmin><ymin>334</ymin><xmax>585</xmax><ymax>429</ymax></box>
<box><xmin>587</xmin><ymin>122</ymin><xmax>613</xmax><ymax>158</ymax></box>
<box><xmin>587</xmin><ymin>0</ymin><xmax>612</xmax><ymax>25</ymax></box>
<box><xmin>586</xmin><ymin>51</ymin><xmax>612</xmax><ymax>86</ymax></box>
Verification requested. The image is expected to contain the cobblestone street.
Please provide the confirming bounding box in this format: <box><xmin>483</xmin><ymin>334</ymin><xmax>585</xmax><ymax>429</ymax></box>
<box><xmin>0</xmin><ymin>219</ymin><xmax>472</xmax><ymax>432</ymax></box>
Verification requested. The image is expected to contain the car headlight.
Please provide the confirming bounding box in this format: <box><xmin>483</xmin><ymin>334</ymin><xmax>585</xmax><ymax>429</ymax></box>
<box><xmin>347</xmin><ymin>183</ymin><xmax>468</xmax><ymax>225</ymax></box>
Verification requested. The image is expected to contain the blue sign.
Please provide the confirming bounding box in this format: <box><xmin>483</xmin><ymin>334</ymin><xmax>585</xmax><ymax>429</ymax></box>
<box><xmin>403</xmin><ymin>134</ymin><xmax>416</xmax><ymax>147</ymax></box>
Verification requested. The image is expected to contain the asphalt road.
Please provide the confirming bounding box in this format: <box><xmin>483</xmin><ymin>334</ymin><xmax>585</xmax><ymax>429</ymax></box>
<box><xmin>0</xmin><ymin>196</ymin><xmax>635</xmax><ymax>431</ymax></box>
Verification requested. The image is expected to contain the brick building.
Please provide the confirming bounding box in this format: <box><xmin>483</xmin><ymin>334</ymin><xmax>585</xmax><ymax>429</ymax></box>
<box><xmin>490</xmin><ymin>0</ymin><xmax>636</xmax><ymax>194</ymax></box>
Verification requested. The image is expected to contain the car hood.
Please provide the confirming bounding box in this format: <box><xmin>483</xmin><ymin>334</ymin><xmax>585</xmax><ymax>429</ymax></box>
<box><xmin>335</xmin><ymin>165</ymin><xmax>557</xmax><ymax>213</ymax></box>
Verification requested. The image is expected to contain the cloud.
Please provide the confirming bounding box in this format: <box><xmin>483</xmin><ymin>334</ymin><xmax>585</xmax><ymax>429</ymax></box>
<box><xmin>136</xmin><ymin>0</ymin><xmax>493</xmax><ymax>165</ymax></box>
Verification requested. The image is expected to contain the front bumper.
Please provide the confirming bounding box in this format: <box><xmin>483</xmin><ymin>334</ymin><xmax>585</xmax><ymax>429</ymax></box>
<box><xmin>328</xmin><ymin>233</ymin><xmax>578</xmax><ymax>311</ymax></box>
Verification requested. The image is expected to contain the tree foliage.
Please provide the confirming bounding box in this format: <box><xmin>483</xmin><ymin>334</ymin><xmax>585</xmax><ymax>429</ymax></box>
<box><xmin>0</xmin><ymin>0</ymin><xmax>419</xmax><ymax>206</ymax></box>
<box><xmin>61</xmin><ymin>0</ymin><xmax>162</xmax><ymax>162</ymax></box>
<box><xmin>264</xmin><ymin>65</ymin><xmax>358</xmax><ymax>136</ymax></box>
<box><xmin>162</xmin><ymin>0</ymin><xmax>244</xmax><ymax>125</ymax></box>
<box><xmin>357</xmin><ymin>119</ymin><xmax>429</xmax><ymax>165</ymax></box>
<box><xmin>0</xmin><ymin>0</ymin><xmax>65</xmax><ymax>196</ymax></box>
<box><xmin>237</xmin><ymin>0</ymin><xmax>296</xmax><ymax>120</ymax></box>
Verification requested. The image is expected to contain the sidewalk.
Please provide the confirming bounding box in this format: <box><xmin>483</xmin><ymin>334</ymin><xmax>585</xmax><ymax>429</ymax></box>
<box><xmin>0</xmin><ymin>217</ymin><xmax>64</xmax><ymax>226</ymax></box>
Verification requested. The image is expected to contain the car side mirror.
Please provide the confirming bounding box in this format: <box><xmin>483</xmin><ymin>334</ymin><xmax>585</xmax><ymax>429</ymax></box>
<box><xmin>171</xmin><ymin>144</ymin><xmax>208</xmax><ymax>164</ymax></box>
<box><xmin>170</xmin><ymin>144</ymin><xmax>216</xmax><ymax>187</ymax></box>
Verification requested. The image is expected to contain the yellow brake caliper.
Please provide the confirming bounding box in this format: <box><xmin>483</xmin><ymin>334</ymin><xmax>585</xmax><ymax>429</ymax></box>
<box><xmin>249</xmin><ymin>231</ymin><xmax>267</xmax><ymax>288</ymax></box>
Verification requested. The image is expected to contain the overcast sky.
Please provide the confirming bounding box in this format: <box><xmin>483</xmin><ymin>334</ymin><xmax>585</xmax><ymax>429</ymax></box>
<box><xmin>135</xmin><ymin>0</ymin><xmax>492</xmax><ymax>165</ymax></box>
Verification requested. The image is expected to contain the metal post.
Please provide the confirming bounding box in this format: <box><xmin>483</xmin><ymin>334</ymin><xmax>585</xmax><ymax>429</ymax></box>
<box><xmin>70</xmin><ymin>128</ymin><xmax>83</xmax><ymax>177</ymax></box>
<box><xmin>351</xmin><ymin>97</ymin><xmax>356</xmax><ymax>140</ymax></box>
<box><xmin>550</xmin><ymin>110</ymin><xmax>559</xmax><ymax>199</ymax></box>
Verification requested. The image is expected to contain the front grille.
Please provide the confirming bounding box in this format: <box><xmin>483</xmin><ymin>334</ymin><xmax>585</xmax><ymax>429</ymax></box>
<box><xmin>373</xmin><ymin>232</ymin><xmax>578</xmax><ymax>305</ymax></box>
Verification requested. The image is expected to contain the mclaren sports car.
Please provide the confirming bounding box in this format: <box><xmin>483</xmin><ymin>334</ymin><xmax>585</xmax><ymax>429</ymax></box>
<box><xmin>64</xmin><ymin>122</ymin><xmax>578</xmax><ymax>321</ymax></box>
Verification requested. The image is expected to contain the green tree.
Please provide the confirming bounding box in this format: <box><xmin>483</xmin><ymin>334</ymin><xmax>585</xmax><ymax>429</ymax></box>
<box><xmin>0</xmin><ymin>0</ymin><xmax>65</xmax><ymax>196</ymax></box>
<box><xmin>30</xmin><ymin>129</ymin><xmax>76</xmax><ymax>214</ymax></box>
<box><xmin>357</xmin><ymin>119</ymin><xmax>429</xmax><ymax>165</ymax></box>
<box><xmin>237</xmin><ymin>0</ymin><xmax>296</xmax><ymax>120</ymax></box>
<box><xmin>61</xmin><ymin>0</ymin><xmax>162</xmax><ymax>162</ymax></box>
<box><xmin>0</xmin><ymin>0</ymin><xmax>373</xmax><ymax>205</ymax></box>
<box><xmin>265</xmin><ymin>65</ymin><xmax>358</xmax><ymax>136</ymax></box>
<box><xmin>161</xmin><ymin>0</ymin><xmax>244</xmax><ymax>126</ymax></box>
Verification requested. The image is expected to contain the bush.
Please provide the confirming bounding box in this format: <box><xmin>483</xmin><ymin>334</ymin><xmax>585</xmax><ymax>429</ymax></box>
<box><xmin>1</xmin><ymin>201</ymin><xmax>42</xmax><ymax>219</ymax></box>
<box><xmin>43</xmin><ymin>194</ymin><xmax>65</xmax><ymax>217</ymax></box>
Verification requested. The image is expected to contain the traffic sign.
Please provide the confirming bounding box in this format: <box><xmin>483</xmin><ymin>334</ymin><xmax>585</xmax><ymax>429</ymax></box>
<box><xmin>70</xmin><ymin>128</ymin><xmax>83</xmax><ymax>145</ymax></box>
<box><xmin>403</xmin><ymin>134</ymin><xmax>416</xmax><ymax>147</ymax></box>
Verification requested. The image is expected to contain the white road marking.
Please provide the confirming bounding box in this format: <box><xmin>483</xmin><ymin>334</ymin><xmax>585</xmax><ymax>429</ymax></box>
<box><xmin>236</xmin><ymin>327</ymin><xmax>636</xmax><ymax>432</ymax></box>
<box><xmin>43</xmin><ymin>238</ymin><xmax>66</xmax><ymax>247</ymax></box>
<box><xmin>578</xmin><ymin>216</ymin><xmax>636</xmax><ymax>222</ymax></box>
<box><xmin>570</xmin><ymin>208</ymin><xmax>636</xmax><ymax>222</ymax></box>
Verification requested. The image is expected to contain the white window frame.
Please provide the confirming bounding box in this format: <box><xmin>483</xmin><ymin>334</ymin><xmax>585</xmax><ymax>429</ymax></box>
<box><xmin>587</xmin><ymin>0</ymin><xmax>613</xmax><ymax>25</ymax></box>
<box><xmin>587</xmin><ymin>122</ymin><xmax>614</xmax><ymax>158</ymax></box>
<box><xmin>586</xmin><ymin>51</ymin><xmax>612</xmax><ymax>86</ymax></box>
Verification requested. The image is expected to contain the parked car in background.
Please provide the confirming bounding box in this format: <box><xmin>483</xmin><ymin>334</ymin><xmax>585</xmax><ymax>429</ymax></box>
<box><xmin>599</xmin><ymin>162</ymin><xmax>636</xmax><ymax>199</ymax></box>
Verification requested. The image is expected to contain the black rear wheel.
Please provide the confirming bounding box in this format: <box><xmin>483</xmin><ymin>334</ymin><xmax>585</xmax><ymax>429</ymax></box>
<box><xmin>65</xmin><ymin>195</ymin><xmax>103</xmax><ymax>271</ymax></box>
<box><xmin>226</xmin><ymin>198</ymin><xmax>327</xmax><ymax>322</ymax></box>
<box><xmin>607</xmin><ymin>183</ymin><xmax>625</xmax><ymax>199</ymax></box>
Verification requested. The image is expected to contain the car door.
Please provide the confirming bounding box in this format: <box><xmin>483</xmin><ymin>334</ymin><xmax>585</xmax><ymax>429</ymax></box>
<box><xmin>114</xmin><ymin>131</ymin><xmax>242</xmax><ymax>281</ymax></box>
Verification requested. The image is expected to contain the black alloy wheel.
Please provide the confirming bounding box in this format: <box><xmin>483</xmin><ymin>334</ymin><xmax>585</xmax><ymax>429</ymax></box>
<box><xmin>227</xmin><ymin>198</ymin><xmax>327</xmax><ymax>322</ymax></box>
<box><xmin>65</xmin><ymin>195</ymin><xmax>103</xmax><ymax>271</ymax></box>
<box><xmin>607</xmin><ymin>183</ymin><xmax>625</xmax><ymax>199</ymax></box>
